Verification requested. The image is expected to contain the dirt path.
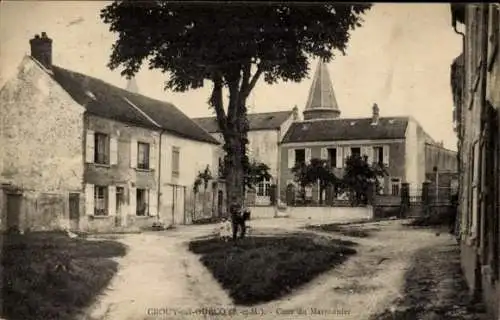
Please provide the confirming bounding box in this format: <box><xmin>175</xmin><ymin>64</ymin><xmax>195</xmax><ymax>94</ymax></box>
<box><xmin>82</xmin><ymin>229</ymin><xmax>232</xmax><ymax>320</ymax></box>
<box><xmin>229</xmin><ymin>221</ymin><xmax>450</xmax><ymax>320</ymax></box>
<box><xmin>372</xmin><ymin>232</ymin><xmax>489</xmax><ymax>320</ymax></box>
<box><xmin>80</xmin><ymin>219</ymin><xmax>478</xmax><ymax>320</ymax></box>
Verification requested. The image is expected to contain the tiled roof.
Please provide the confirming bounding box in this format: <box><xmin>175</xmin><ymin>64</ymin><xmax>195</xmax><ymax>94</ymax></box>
<box><xmin>193</xmin><ymin>110</ymin><xmax>293</xmax><ymax>133</ymax></box>
<box><xmin>50</xmin><ymin>65</ymin><xmax>219</xmax><ymax>145</ymax></box>
<box><xmin>282</xmin><ymin>117</ymin><xmax>409</xmax><ymax>143</ymax></box>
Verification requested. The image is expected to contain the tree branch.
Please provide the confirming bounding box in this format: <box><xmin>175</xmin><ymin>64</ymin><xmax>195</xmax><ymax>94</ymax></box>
<box><xmin>226</xmin><ymin>68</ymin><xmax>242</xmax><ymax>124</ymax></box>
<box><xmin>245</xmin><ymin>66</ymin><xmax>263</xmax><ymax>99</ymax></box>
<box><xmin>239</xmin><ymin>61</ymin><xmax>252</xmax><ymax>98</ymax></box>
<box><xmin>209</xmin><ymin>74</ymin><xmax>227</xmax><ymax>133</ymax></box>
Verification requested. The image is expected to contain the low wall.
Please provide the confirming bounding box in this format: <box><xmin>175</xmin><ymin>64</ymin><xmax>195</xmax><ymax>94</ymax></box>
<box><xmin>1</xmin><ymin>191</ymin><xmax>71</xmax><ymax>232</ymax></box>
<box><xmin>249</xmin><ymin>206</ymin><xmax>373</xmax><ymax>223</ymax></box>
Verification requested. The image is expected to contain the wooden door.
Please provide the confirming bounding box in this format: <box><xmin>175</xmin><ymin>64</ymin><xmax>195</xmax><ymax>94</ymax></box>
<box><xmin>6</xmin><ymin>193</ymin><xmax>21</xmax><ymax>230</ymax></box>
<box><xmin>69</xmin><ymin>193</ymin><xmax>80</xmax><ymax>231</ymax></box>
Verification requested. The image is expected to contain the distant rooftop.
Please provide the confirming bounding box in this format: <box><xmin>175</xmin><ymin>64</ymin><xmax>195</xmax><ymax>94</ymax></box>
<box><xmin>193</xmin><ymin>110</ymin><xmax>294</xmax><ymax>133</ymax></box>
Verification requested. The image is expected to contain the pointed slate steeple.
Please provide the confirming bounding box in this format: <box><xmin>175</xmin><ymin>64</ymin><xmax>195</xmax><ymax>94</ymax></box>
<box><xmin>303</xmin><ymin>60</ymin><xmax>341</xmax><ymax>120</ymax></box>
<box><xmin>126</xmin><ymin>77</ymin><xmax>139</xmax><ymax>94</ymax></box>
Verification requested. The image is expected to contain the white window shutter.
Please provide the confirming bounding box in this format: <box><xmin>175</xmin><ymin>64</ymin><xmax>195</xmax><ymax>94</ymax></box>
<box><xmin>149</xmin><ymin>143</ymin><xmax>156</xmax><ymax>170</ymax></box>
<box><xmin>383</xmin><ymin>145</ymin><xmax>390</xmax><ymax>166</ymax></box>
<box><xmin>108</xmin><ymin>185</ymin><xmax>116</xmax><ymax>216</ymax></box>
<box><xmin>336</xmin><ymin>147</ymin><xmax>343</xmax><ymax>168</ymax></box>
<box><xmin>368</xmin><ymin>147</ymin><xmax>374</xmax><ymax>165</ymax></box>
<box><xmin>288</xmin><ymin>149</ymin><xmax>295</xmax><ymax>168</ymax></box>
<box><xmin>149</xmin><ymin>189</ymin><xmax>158</xmax><ymax>216</ymax></box>
<box><xmin>110</xmin><ymin>136</ymin><xmax>118</xmax><ymax>165</ymax></box>
<box><xmin>85</xmin><ymin>184</ymin><xmax>94</xmax><ymax>215</ymax></box>
<box><xmin>344</xmin><ymin>147</ymin><xmax>352</xmax><ymax>164</ymax></box>
<box><xmin>129</xmin><ymin>187</ymin><xmax>137</xmax><ymax>216</ymax></box>
<box><xmin>320</xmin><ymin>148</ymin><xmax>328</xmax><ymax>160</ymax></box>
<box><xmin>130</xmin><ymin>138</ymin><xmax>137</xmax><ymax>168</ymax></box>
<box><xmin>305</xmin><ymin>148</ymin><xmax>312</xmax><ymax>164</ymax></box>
<box><xmin>85</xmin><ymin>130</ymin><xmax>95</xmax><ymax>163</ymax></box>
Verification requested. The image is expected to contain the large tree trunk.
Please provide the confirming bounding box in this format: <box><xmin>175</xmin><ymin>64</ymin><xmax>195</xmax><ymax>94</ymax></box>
<box><xmin>225</xmin><ymin>135</ymin><xmax>245</xmax><ymax>207</ymax></box>
<box><xmin>208</xmin><ymin>64</ymin><xmax>262</xmax><ymax>239</ymax></box>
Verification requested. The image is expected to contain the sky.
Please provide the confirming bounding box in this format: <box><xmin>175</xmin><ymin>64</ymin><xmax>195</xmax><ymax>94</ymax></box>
<box><xmin>0</xmin><ymin>2</ymin><xmax>462</xmax><ymax>150</ymax></box>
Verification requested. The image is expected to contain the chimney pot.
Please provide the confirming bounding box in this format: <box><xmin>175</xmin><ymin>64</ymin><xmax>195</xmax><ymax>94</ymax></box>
<box><xmin>371</xmin><ymin>103</ymin><xmax>380</xmax><ymax>125</ymax></box>
<box><xmin>30</xmin><ymin>32</ymin><xmax>53</xmax><ymax>69</ymax></box>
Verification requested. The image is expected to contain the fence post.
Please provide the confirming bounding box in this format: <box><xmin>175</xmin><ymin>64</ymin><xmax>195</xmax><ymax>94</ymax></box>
<box><xmin>400</xmin><ymin>183</ymin><xmax>410</xmax><ymax>218</ymax></box>
<box><xmin>422</xmin><ymin>181</ymin><xmax>430</xmax><ymax>216</ymax></box>
<box><xmin>366</xmin><ymin>182</ymin><xmax>375</xmax><ymax>206</ymax></box>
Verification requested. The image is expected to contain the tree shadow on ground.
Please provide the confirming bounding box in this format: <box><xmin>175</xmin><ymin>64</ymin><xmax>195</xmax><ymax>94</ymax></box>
<box><xmin>1</xmin><ymin>231</ymin><xmax>128</xmax><ymax>320</ymax></box>
<box><xmin>189</xmin><ymin>235</ymin><xmax>357</xmax><ymax>306</ymax></box>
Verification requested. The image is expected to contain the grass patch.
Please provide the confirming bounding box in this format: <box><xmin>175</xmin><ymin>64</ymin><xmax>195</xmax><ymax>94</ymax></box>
<box><xmin>1</xmin><ymin>231</ymin><xmax>127</xmax><ymax>320</ymax></box>
<box><xmin>189</xmin><ymin>235</ymin><xmax>357</xmax><ymax>305</ymax></box>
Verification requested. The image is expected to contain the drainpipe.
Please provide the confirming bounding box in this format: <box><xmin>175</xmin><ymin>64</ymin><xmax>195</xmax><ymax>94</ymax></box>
<box><xmin>157</xmin><ymin>129</ymin><xmax>166</xmax><ymax>223</ymax></box>
<box><xmin>275</xmin><ymin>128</ymin><xmax>281</xmax><ymax>218</ymax></box>
<box><xmin>478</xmin><ymin>3</ymin><xmax>490</xmax><ymax>261</ymax></box>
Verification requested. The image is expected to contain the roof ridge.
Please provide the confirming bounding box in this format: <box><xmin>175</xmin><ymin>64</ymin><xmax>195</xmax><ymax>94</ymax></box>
<box><xmin>49</xmin><ymin>64</ymin><xmax>219</xmax><ymax>144</ymax></box>
<box><xmin>295</xmin><ymin>115</ymin><xmax>410</xmax><ymax>123</ymax></box>
<box><xmin>193</xmin><ymin>110</ymin><xmax>293</xmax><ymax>120</ymax></box>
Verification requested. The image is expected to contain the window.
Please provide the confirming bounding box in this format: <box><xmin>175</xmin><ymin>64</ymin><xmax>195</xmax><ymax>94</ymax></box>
<box><xmin>137</xmin><ymin>142</ymin><xmax>150</xmax><ymax>169</ymax></box>
<box><xmin>328</xmin><ymin>148</ymin><xmax>337</xmax><ymax>167</ymax></box>
<box><xmin>172</xmin><ymin>147</ymin><xmax>180</xmax><ymax>177</ymax></box>
<box><xmin>257</xmin><ymin>179</ymin><xmax>271</xmax><ymax>197</ymax></box>
<box><xmin>391</xmin><ymin>178</ymin><xmax>401</xmax><ymax>196</ymax></box>
<box><xmin>94</xmin><ymin>133</ymin><xmax>109</xmax><ymax>164</ymax></box>
<box><xmin>94</xmin><ymin>186</ymin><xmax>108</xmax><ymax>216</ymax></box>
<box><xmin>351</xmin><ymin>147</ymin><xmax>361</xmax><ymax>157</ymax></box>
<box><xmin>136</xmin><ymin>188</ymin><xmax>149</xmax><ymax>216</ymax></box>
<box><xmin>295</xmin><ymin>149</ymin><xmax>305</xmax><ymax>166</ymax></box>
<box><xmin>373</xmin><ymin>146</ymin><xmax>384</xmax><ymax>164</ymax></box>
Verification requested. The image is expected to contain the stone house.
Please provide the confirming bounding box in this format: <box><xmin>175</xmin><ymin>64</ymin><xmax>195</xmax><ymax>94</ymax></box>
<box><xmin>450</xmin><ymin>4</ymin><xmax>500</xmax><ymax>318</ymax></box>
<box><xmin>280</xmin><ymin>61</ymin><xmax>458</xmax><ymax>204</ymax></box>
<box><xmin>193</xmin><ymin>109</ymin><xmax>296</xmax><ymax>206</ymax></box>
<box><xmin>0</xmin><ymin>33</ymin><xmax>220</xmax><ymax>232</ymax></box>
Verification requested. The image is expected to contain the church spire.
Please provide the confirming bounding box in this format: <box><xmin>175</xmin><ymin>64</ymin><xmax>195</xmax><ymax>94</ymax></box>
<box><xmin>303</xmin><ymin>60</ymin><xmax>341</xmax><ymax>120</ymax></box>
<box><xmin>126</xmin><ymin>77</ymin><xmax>139</xmax><ymax>94</ymax></box>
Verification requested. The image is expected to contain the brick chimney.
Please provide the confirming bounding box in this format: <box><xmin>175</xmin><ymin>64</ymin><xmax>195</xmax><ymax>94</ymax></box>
<box><xmin>30</xmin><ymin>32</ymin><xmax>53</xmax><ymax>69</ymax></box>
<box><xmin>371</xmin><ymin>103</ymin><xmax>380</xmax><ymax>125</ymax></box>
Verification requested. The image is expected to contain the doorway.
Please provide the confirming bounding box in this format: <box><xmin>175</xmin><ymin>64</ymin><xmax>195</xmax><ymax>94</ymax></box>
<box><xmin>69</xmin><ymin>193</ymin><xmax>80</xmax><ymax>231</ymax></box>
<box><xmin>115</xmin><ymin>187</ymin><xmax>125</xmax><ymax>226</ymax></box>
<box><xmin>217</xmin><ymin>190</ymin><xmax>224</xmax><ymax>217</ymax></box>
<box><xmin>6</xmin><ymin>193</ymin><xmax>22</xmax><ymax>231</ymax></box>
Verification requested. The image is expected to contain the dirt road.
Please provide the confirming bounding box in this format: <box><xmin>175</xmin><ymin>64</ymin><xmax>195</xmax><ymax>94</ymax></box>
<box><xmin>81</xmin><ymin>218</ymin><xmax>483</xmax><ymax>320</ymax></box>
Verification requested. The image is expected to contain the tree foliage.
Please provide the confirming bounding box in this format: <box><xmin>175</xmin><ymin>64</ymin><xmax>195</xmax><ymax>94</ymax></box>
<box><xmin>292</xmin><ymin>158</ymin><xmax>340</xmax><ymax>204</ymax></box>
<box><xmin>193</xmin><ymin>165</ymin><xmax>213</xmax><ymax>194</ymax></box>
<box><xmin>101</xmin><ymin>2</ymin><xmax>373</xmax><ymax>203</ymax></box>
<box><xmin>244</xmin><ymin>160</ymin><xmax>272</xmax><ymax>192</ymax></box>
<box><xmin>342</xmin><ymin>154</ymin><xmax>387</xmax><ymax>205</ymax></box>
